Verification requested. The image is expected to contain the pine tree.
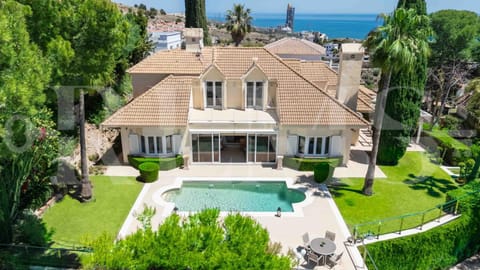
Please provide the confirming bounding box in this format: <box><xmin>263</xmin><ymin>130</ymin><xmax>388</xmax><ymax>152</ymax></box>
<box><xmin>184</xmin><ymin>0</ymin><xmax>211</xmax><ymax>45</ymax></box>
<box><xmin>376</xmin><ymin>0</ymin><xmax>429</xmax><ymax>165</ymax></box>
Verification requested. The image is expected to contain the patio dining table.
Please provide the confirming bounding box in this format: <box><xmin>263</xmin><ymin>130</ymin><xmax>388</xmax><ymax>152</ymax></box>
<box><xmin>310</xmin><ymin>237</ymin><xmax>336</xmax><ymax>265</ymax></box>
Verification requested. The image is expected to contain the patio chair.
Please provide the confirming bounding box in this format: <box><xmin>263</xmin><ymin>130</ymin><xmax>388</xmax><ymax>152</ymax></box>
<box><xmin>307</xmin><ymin>251</ymin><xmax>322</xmax><ymax>266</ymax></box>
<box><xmin>326</xmin><ymin>251</ymin><xmax>344</xmax><ymax>269</ymax></box>
<box><xmin>325</xmin><ymin>230</ymin><xmax>336</xmax><ymax>242</ymax></box>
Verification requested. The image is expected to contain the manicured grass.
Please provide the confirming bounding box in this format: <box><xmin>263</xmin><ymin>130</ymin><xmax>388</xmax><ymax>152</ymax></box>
<box><xmin>424</xmin><ymin>129</ymin><xmax>469</xmax><ymax>150</ymax></box>
<box><xmin>42</xmin><ymin>176</ymin><xmax>143</xmax><ymax>246</ymax></box>
<box><xmin>331</xmin><ymin>152</ymin><xmax>458</xmax><ymax>236</ymax></box>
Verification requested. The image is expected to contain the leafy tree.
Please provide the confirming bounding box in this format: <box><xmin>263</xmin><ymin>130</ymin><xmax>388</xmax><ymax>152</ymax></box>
<box><xmin>82</xmin><ymin>209</ymin><xmax>292</xmax><ymax>269</ymax></box>
<box><xmin>377</xmin><ymin>0</ymin><xmax>430</xmax><ymax>165</ymax></box>
<box><xmin>19</xmin><ymin>0</ymin><xmax>136</xmax><ymax>200</ymax></box>
<box><xmin>225</xmin><ymin>4</ymin><xmax>253</xmax><ymax>46</ymax></box>
<box><xmin>362</xmin><ymin>8</ymin><xmax>431</xmax><ymax>195</ymax></box>
<box><xmin>430</xmin><ymin>10</ymin><xmax>480</xmax><ymax>65</ymax></box>
<box><xmin>0</xmin><ymin>0</ymin><xmax>51</xmax><ymax>118</ymax></box>
<box><xmin>426</xmin><ymin>10</ymin><xmax>480</xmax><ymax>126</ymax></box>
<box><xmin>185</xmin><ymin>0</ymin><xmax>211</xmax><ymax>45</ymax></box>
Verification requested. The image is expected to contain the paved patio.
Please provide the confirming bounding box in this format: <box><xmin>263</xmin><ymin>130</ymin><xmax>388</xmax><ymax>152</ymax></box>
<box><xmin>111</xmin><ymin>164</ymin><xmax>373</xmax><ymax>270</ymax></box>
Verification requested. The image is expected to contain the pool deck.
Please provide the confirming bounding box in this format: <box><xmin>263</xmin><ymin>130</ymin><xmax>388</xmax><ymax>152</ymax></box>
<box><xmin>115</xmin><ymin>164</ymin><xmax>373</xmax><ymax>270</ymax></box>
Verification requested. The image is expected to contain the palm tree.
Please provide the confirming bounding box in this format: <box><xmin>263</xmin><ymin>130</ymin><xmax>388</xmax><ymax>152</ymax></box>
<box><xmin>225</xmin><ymin>4</ymin><xmax>252</xmax><ymax>46</ymax></box>
<box><xmin>362</xmin><ymin>8</ymin><xmax>431</xmax><ymax>195</ymax></box>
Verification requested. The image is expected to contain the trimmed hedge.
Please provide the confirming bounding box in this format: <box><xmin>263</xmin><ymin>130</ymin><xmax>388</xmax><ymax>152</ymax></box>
<box><xmin>421</xmin><ymin>129</ymin><xmax>471</xmax><ymax>166</ymax></box>
<box><xmin>283</xmin><ymin>157</ymin><xmax>342</xmax><ymax>171</ymax></box>
<box><xmin>366</xmin><ymin>182</ymin><xmax>480</xmax><ymax>270</ymax></box>
<box><xmin>128</xmin><ymin>155</ymin><xmax>183</xmax><ymax>171</ymax></box>
<box><xmin>313</xmin><ymin>163</ymin><xmax>334</xmax><ymax>183</ymax></box>
<box><xmin>138</xmin><ymin>162</ymin><xmax>159</xmax><ymax>183</ymax></box>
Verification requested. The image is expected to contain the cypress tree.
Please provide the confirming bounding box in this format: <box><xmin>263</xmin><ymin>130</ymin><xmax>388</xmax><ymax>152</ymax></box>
<box><xmin>376</xmin><ymin>0</ymin><xmax>429</xmax><ymax>165</ymax></box>
<box><xmin>184</xmin><ymin>0</ymin><xmax>211</xmax><ymax>45</ymax></box>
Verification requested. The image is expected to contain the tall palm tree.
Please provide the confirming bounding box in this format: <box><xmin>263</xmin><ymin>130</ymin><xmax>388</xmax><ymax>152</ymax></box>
<box><xmin>362</xmin><ymin>8</ymin><xmax>431</xmax><ymax>195</ymax></box>
<box><xmin>225</xmin><ymin>4</ymin><xmax>252</xmax><ymax>46</ymax></box>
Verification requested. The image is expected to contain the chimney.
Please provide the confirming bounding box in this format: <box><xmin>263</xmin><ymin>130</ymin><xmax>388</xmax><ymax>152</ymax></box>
<box><xmin>183</xmin><ymin>28</ymin><xmax>204</xmax><ymax>53</ymax></box>
<box><xmin>336</xmin><ymin>43</ymin><xmax>364</xmax><ymax>111</ymax></box>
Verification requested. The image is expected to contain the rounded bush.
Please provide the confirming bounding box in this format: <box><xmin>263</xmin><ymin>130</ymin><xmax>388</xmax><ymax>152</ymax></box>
<box><xmin>138</xmin><ymin>162</ymin><xmax>159</xmax><ymax>183</ymax></box>
<box><xmin>313</xmin><ymin>163</ymin><xmax>333</xmax><ymax>183</ymax></box>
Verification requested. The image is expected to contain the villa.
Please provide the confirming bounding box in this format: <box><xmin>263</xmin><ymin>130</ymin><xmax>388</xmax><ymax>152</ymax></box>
<box><xmin>102</xmin><ymin>29</ymin><xmax>372</xmax><ymax>168</ymax></box>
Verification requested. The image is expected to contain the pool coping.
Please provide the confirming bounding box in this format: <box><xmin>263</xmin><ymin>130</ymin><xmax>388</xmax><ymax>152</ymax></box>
<box><xmin>152</xmin><ymin>177</ymin><xmax>315</xmax><ymax>218</ymax></box>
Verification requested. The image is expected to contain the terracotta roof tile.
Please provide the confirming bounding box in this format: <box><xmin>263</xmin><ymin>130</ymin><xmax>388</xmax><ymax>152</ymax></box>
<box><xmin>127</xmin><ymin>49</ymin><xmax>213</xmax><ymax>74</ymax></box>
<box><xmin>118</xmin><ymin>47</ymin><xmax>369</xmax><ymax>127</ymax></box>
<box><xmin>101</xmin><ymin>76</ymin><xmax>193</xmax><ymax>127</ymax></box>
<box><xmin>265</xmin><ymin>37</ymin><xmax>326</xmax><ymax>55</ymax></box>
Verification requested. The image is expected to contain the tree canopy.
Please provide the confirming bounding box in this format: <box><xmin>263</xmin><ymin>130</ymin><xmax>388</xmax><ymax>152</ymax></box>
<box><xmin>82</xmin><ymin>209</ymin><xmax>292</xmax><ymax>269</ymax></box>
<box><xmin>430</xmin><ymin>10</ymin><xmax>480</xmax><ymax>65</ymax></box>
<box><xmin>377</xmin><ymin>0</ymin><xmax>430</xmax><ymax>165</ymax></box>
<box><xmin>225</xmin><ymin>4</ymin><xmax>253</xmax><ymax>46</ymax></box>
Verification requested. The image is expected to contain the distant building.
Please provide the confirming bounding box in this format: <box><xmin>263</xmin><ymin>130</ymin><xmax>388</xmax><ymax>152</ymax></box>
<box><xmin>285</xmin><ymin>3</ymin><xmax>295</xmax><ymax>31</ymax></box>
<box><xmin>150</xmin><ymin>32</ymin><xmax>182</xmax><ymax>52</ymax></box>
<box><xmin>324</xmin><ymin>43</ymin><xmax>340</xmax><ymax>58</ymax></box>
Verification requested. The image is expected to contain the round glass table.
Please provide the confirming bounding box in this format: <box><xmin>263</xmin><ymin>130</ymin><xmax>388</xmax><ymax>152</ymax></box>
<box><xmin>310</xmin><ymin>237</ymin><xmax>336</xmax><ymax>264</ymax></box>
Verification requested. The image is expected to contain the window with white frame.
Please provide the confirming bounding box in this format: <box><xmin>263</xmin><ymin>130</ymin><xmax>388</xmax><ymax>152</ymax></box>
<box><xmin>206</xmin><ymin>81</ymin><xmax>222</xmax><ymax>108</ymax></box>
<box><xmin>140</xmin><ymin>135</ymin><xmax>173</xmax><ymax>155</ymax></box>
<box><xmin>246</xmin><ymin>81</ymin><xmax>263</xmax><ymax>109</ymax></box>
<box><xmin>298</xmin><ymin>136</ymin><xmax>330</xmax><ymax>156</ymax></box>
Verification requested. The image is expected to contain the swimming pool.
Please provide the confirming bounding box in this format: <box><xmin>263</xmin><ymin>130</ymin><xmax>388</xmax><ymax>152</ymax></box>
<box><xmin>161</xmin><ymin>181</ymin><xmax>306</xmax><ymax>212</ymax></box>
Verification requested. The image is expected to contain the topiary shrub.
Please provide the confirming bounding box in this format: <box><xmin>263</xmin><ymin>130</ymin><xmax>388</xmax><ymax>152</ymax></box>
<box><xmin>138</xmin><ymin>162</ymin><xmax>159</xmax><ymax>183</ymax></box>
<box><xmin>283</xmin><ymin>157</ymin><xmax>342</xmax><ymax>171</ymax></box>
<box><xmin>128</xmin><ymin>155</ymin><xmax>183</xmax><ymax>171</ymax></box>
<box><xmin>313</xmin><ymin>162</ymin><xmax>334</xmax><ymax>183</ymax></box>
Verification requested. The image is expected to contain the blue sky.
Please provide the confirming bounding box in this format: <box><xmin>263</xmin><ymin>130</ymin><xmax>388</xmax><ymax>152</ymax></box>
<box><xmin>114</xmin><ymin>0</ymin><xmax>479</xmax><ymax>14</ymax></box>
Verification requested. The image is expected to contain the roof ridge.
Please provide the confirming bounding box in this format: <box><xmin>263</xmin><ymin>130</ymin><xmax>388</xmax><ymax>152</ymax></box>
<box><xmin>262</xmin><ymin>47</ymin><xmax>369</xmax><ymax>126</ymax></box>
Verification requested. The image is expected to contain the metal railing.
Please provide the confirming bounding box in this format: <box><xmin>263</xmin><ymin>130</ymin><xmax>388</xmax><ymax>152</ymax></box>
<box><xmin>351</xmin><ymin>187</ymin><xmax>480</xmax><ymax>242</ymax></box>
<box><xmin>351</xmin><ymin>199</ymin><xmax>460</xmax><ymax>241</ymax></box>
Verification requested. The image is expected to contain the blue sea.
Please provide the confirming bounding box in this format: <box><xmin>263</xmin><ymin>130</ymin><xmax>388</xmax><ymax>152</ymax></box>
<box><xmin>208</xmin><ymin>13</ymin><xmax>381</xmax><ymax>39</ymax></box>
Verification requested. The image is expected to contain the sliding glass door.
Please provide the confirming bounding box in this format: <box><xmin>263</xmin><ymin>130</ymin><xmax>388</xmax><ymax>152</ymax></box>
<box><xmin>246</xmin><ymin>134</ymin><xmax>277</xmax><ymax>163</ymax></box>
<box><xmin>191</xmin><ymin>134</ymin><xmax>220</xmax><ymax>163</ymax></box>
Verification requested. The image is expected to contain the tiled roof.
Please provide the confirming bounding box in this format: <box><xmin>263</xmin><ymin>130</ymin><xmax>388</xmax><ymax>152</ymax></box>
<box><xmin>115</xmin><ymin>47</ymin><xmax>369</xmax><ymax>127</ymax></box>
<box><xmin>265</xmin><ymin>37</ymin><xmax>326</xmax><ymax>55</ymax></box>
<box><xmin>284</xmin><ymin>59</ymin><xmax>375</xmax><ymax>113</ymax></box>
<box><xmin>284</xmin><ymin>59</ymin><xmax>338</xmax><ymax>86</ymax></box>
<box><xmin>127</xmin><ymin>49</ymin><xmax>213</xmax><ymax>74</ymax></box>
<box><xmin>102</xmin><ymin>76</ymin><xmax>192</xmax><ymax>127</ymax></box>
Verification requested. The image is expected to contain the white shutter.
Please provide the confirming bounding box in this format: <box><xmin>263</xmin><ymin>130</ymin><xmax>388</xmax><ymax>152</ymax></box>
<box><xmin>129</xmin><ymin>134</ymin><xmax>140</xmax><ymax>154</ymax></box>
<box><xmin>173</xmin><ymin>135</ymin><xmax>182</xmax><ymax>154</ymax></box>
<box><xmin>286</xmin><ymin>136</ymin><xmax>298</xmax><ymax>156</ymax></box>
<box><xmin>330</xmin><ymin>136</ymin><xmax>343</xmax><ymax>156</ymax></box>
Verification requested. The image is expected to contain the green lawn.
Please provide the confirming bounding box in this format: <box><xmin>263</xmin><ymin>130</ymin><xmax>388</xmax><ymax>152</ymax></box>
<box><xmin>42</xmin><ymin>176</ymin><xmax>143</xmax><ymax>246</ymax></box>
<box><xmin>331</xmin><ymin>152</ymin><xmax>458</xmax><ymax>236</ymax></box>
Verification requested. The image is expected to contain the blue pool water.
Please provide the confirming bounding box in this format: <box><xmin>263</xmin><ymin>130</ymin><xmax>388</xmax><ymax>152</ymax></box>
<box><xmin>162</xmin><ymin>181</ymin><xmax>306</xmax><ymax>212</ymax></box>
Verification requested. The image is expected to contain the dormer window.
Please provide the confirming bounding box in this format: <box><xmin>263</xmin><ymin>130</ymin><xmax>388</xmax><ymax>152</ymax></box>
<box><xmin>246</xmin><ymin>81</ymin><xmax>263</xmax><ymax>109</ymax></box>
<box><xmin>206</xmin><ymin>81</ymin><xmax>222</xmax><ymax>108</ymax></box>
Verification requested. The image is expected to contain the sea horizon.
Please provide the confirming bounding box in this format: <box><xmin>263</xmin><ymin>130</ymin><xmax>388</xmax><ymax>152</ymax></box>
<box><xmin>208</xmin><ymin>13</ymin><xmax>382</xmax><ymax>39</ymax></box>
